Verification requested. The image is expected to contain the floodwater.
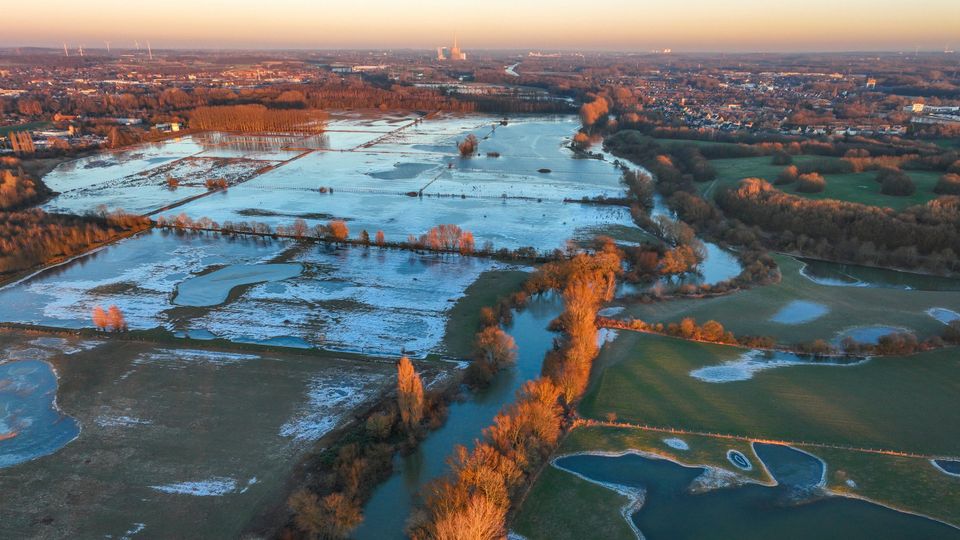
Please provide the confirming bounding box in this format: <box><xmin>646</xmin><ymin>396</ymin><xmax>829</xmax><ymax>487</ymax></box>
<box><xmin>553</xmin><ymin>451</ymin><xmax>960</xmax><ymax>539</ymax></box>
<box><xmin>800</xmin><ymin>258</ymin><xmax>960</xmax><ymax>291</ymax></box>
<box><xmin>0</xmin><ymin>230</ymin><xmax>501</xmax><ymax>357</ymax></box>
<box><xmin>161</xmin><ymin>117</ymin><xmax>637</xmax><ymax>252</ymax></box>
<box><xmin>354</xmin><ymin>294</ymin><xmax>564</xmax><ymax>539</ymax></box>
<box><xmin>0</xmin><ymin>360</ymin><xmax>80</xmax><ymax>468</ymax></box>
<box><xmin>172</xmin><ymin>263</ymin><xmax>303</xmax><ymax>307</ymax></box>
<box><xmin>770</xmin><ymin>300</ymin><xmax>830</xmax><ymax>324</ymax></box>
<box><xmin>688</xmin><ymin>349</ymin><xmax>864</xmax><ymax>383</ymax></box>
<box><xmin>832</xmin><ymin>325</ymin><xmax>907</xmax><ymax>345</ymax></box>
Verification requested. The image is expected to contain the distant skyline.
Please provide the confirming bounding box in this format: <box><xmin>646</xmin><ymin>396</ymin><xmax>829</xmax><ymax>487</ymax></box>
<box><xmin>5</xmin><ymin>0</ymin><xmax>959</xmax><ymax>52</ymax></box>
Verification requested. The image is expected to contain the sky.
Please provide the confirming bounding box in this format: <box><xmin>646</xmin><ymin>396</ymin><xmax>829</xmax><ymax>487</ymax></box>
<box><xmin>5</xmin><ymin>0</ymin><xmax>960</xmax><ymax>52</ymax></box>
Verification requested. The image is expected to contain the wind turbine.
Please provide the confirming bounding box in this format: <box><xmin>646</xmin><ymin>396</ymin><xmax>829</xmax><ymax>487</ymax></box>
<box><xmin>63</xmin><ymin>42</ymin><xmax>69</xmax><ymax>57</ymax></box>
<box><xmin>147</xmin><ymin>41</ymin><xmax>153</xmax><ymax>60</ymax></box>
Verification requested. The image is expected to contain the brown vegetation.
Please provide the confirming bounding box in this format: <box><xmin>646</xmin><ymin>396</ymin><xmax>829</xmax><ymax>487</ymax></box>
<box><xmin>0</xmin><ymin>167</ymin><xmax>49</xmax><ymax>210</ymax></box>
<box><xmin>934</xmin><ymin>173</ymin><xmax>960</xmax><ymax>195</ymax></box>
<box><xmin>716</xmin><ymin>178</ymin><xmax>960</xmax><ymax>272</ymax></box>
<box><xmin>466</xmin><ymin>326</ymin><xmax>518</xmax><ymax>386</ymax></box>
<box><xmin>189</xmin><ymin>104</ymin><xmax>327</xmax><ymax>133</ymax></box>
<box><xmin>458</xmin><ymin>134</ymin><xmax>479</xmax><ymax>157</ymax></box>
<box><xmin>411</xmin><ymin>247</ymin><xmax>622</xmax><ymax>538</ymax></box>
<box><xmin>795</xmin><ymin>172</ymin><xmax>827</xmax><ymax>193</ymax></box>
<box><xmin>397</xmin><ymin>356</ymin><xmax>425</xmax><ymax>433</ymax></box>
<box><xmin>0</xmin><ymin>209</ymin><xmax>150</xmax><ymax>275</ymax></box>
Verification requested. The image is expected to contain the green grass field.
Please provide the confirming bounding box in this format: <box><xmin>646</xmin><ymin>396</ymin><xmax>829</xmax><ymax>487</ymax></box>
<box><xmin>700</xmin><ymin>155</ymin><xmax>943</xmax><ymax>210</ymax></box>
<box><xmin>441</xmin><ymin>268</ymin><xmax>529</xmax><ymax>358</ymax></box>
<box><xmin>815</xmin><ymin>447</ymin><xmax>960</xmax><ymax>527</ymax></box>
<box><xmin>513</xmin><ymin>458</ymin><xmax>638</xmax><ymax>540</ymax></box>
<box><xmin>620</xmin><ymin>254</ymin><xmax>959</xmax><ymax>343</ymax></box>
<box><xmin>579</xmin><ymin>332</ymin><xmax>960</xmax><ymax>455</ymax></box>
<box><xmin>0</xmin><ymin>121</ymin><xmax>52</xmax><ymax>137</ymax></box>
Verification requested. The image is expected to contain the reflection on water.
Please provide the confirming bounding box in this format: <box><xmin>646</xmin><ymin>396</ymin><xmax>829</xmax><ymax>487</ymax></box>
<box><xmin>0</xmin><ymin>361</ymin><xmax>80</xmax><ymax>468</ymax></box>
<box><xmin>354</xmin><ymin>294</ymin><xmax>563</xmax><ymax>540</ymax></box>
<box><xmin>554</xmin><ymin>452</ymin><xmax>960</xmax><ymax>540</ymax></box>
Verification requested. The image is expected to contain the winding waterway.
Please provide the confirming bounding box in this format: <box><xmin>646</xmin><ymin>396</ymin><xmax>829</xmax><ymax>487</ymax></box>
<box><xmin>355</xmin><ymin>294</ymin><xmax>563</xmax><ymax>539</ymax></box>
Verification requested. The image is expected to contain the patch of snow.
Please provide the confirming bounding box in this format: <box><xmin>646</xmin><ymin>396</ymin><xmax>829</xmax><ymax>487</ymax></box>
<box><xmin>150</xmin><ymin>477</ymin><xmax>239</xmax><ymax>496</ymax></box>
<box><xmin>689</xmin><ymin>466</ymin><xmax>743</xmax><ymax>492</ymax></box>
<box><xmin>727</xmin><ymin>450</ymin><xmax>753</xmax><ymax>471</ymax></box>
<box><xmin>95</xmin><ymin>415</ymin><xmax>153</xmax><ymax>428</ymax></box>
<box><xmin>597</xmin><ymin>306</ymin><xmax>625</xmax><ymax>317</ymax></box>
<box><xmin>845</xmin><ymin>479</ymin><xmax>857</xmax><ymax>488</ymax></box>
<box><xmin>927</xmin><ymin>307</ymin><xmax>960</xmax><ymax>325</ymax></box>
<box><xmin>132</xmin><ymin>349</ymin><xmax>260</xmax><ymax>370</ymax></box>
<box><xmin>663</xmin><ymin>437</ymin><xmax>689</xmax><ymax>451</ymax></box>
<box><xmin>280</xmin><ymin>372</ymin><xmax>384</xmax><ymax>442</ymax></box>
<box><xmin>689</xmin><ymin>350</ymin><xmax>867</xmax><ymax>383</ymax></box>
<box><xmin>121</xmin><ymin>522</ymin><xmax>146</xmax><ymax>539</ymax></box>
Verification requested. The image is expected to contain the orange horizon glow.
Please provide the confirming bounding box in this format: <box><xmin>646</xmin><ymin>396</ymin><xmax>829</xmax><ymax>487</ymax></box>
<box><xmin>5</xmin><ymin>0</ymin><xmax>960</xmax><ymax>52</ymax></box>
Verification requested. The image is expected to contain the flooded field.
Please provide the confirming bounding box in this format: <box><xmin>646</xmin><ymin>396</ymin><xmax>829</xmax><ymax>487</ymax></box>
<box><xmin>0</xmin><ymin>229</ymin><xmax>506</xmax><ymax>357</ymax></box>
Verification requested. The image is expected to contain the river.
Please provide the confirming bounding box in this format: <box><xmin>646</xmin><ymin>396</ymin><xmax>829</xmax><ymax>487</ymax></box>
<box><xmin>354</xmin><ymin>294</ymin><xmax>564</xmax><ymax>539</ymax></box>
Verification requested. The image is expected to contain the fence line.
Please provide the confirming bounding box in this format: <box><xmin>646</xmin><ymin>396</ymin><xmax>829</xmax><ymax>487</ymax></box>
<box><xmin>574</xmin><ymin>418</ymin><xmax>958</xmax><ymax>460</ymax></box>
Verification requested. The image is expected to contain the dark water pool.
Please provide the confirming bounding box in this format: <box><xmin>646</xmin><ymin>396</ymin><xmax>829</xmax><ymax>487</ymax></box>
<box><xmin>0</xmin><ymin>361</ymin><xmax>80</xmax><ymax>468</ymax></box>
<box><xmin>554</xmin><ymin>452</ymin><xmax>959</xmax><ymax>540</ymax></box>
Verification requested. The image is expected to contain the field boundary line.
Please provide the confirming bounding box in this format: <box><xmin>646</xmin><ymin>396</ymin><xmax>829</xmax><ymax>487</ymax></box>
<box><xmin>574</xmin><ymin>418</ymin><xmax>959</xmax><ymax>461</ymax></box>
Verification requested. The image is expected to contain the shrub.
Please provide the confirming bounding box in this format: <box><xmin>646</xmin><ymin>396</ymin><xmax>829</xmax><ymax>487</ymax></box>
<box><xmin>771</xmin><ymin>150</ymin><xmax>792</xmax><ymax>165</ymax></box>
<box><xmin>795</xmin><ymin>173</ymin><xmax>827</xmax><ymax>193</ymax></box>
<box><xmin>934</xmin><ymin>173</ymin><xmax>960</xmax><ymax>195</ymax></box>
<box><xmin>775</xmin><ymin>165</ymin><xmax>799</xmax><ymax>185</ymax></box>
<box><xmin>876</xmin><ymin>168</ymin><xmax>916</xmax><ymax>196</ymax></box>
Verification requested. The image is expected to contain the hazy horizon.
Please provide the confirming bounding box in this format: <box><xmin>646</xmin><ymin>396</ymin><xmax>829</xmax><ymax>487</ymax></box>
<box><xmin>5</xmin><ymin>0</ymin><xmax>959</xmax><ymax>53</ymax></box>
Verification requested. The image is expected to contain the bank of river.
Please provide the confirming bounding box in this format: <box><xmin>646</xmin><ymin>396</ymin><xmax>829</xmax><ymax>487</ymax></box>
<box><xmin>354</xmin><ymin>294</ymin><xmax>563</xmax><ymax>539</ymax></box>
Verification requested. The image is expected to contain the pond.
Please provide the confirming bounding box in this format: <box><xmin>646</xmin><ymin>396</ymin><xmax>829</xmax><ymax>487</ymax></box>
<box><xmin>554</xmin><ymin>451</ymin><xmax>960</xmax><ymax>539</ymax></box>
<box><xmin>689</xmin><ymin>349</ymin><xmax>865</xmax><ymax>383</ymax></box>
<box><xmin>799</xmin><ymin>258</ymin><xmax>960</xmax><ymax>291</ymax></box>
<box><xmin>0</xmin><ymin>360</ymin><xmax>80</xmax><ymax>468</ymax></box>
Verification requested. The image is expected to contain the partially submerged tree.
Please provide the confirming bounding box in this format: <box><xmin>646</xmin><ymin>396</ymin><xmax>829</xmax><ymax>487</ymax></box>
<box><xmin>327</xmin><ymin>220</ymin><xmax>349</xmax><ymax>242</ymax></box>
<box><xmin>458</xmin><ymin>134</ymin><xmax>479</xmax><ymax>157</ymax></box>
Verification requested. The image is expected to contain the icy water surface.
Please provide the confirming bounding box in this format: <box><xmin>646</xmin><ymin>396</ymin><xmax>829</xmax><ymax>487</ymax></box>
<box><xmin>0</xmin><ymin>361</ymin><xmax>80</xmax><ymax>468</ymax></box>
<box><xmin>770</xmin><ymin>300</ymin><xmax>830</xmax><ymax>324</ymax></box>
<box><xmin>0</xmin><ymin>230</ymin><xmax>502</xmax><ymax>356</ymax></box>
<box><xmin>173</xmin><ymin>263</ymin><xmax>303</xmax><ymax>307</ymax></box>
<box><xmin>689</xmin><ymin>349</ymin><xmax>864</xmax><ymax>383</ymax></box>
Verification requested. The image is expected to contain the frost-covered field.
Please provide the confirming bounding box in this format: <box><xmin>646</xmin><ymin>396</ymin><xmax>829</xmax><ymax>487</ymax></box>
<box><xmin>0</xmin><ymin>230</ymin><xmax>502</xmax><ymax>356</ymax></box>
<box><xmin>0</xmin><ymin>230</ymin><xmax>287</xmax><ymax>331</ymax></box>
<box><xmin>0</xmin><ymin>332</ymin><xmax>406</xmax><ymax>538</ymax></box>
<box><xmin>189</xmin><ymin>244</ymin><xmax>504</xmax><ymax>356</ymax></box>
<box><xmin>44</xmin><ymin>156</ymin><xmax>275</xmax><ymax>215</ymax></box>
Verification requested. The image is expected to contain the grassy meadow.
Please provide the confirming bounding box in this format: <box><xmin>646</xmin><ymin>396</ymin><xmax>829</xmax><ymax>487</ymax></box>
<box><xmin>620</xmin><ymin>254</ymin><xmax>959</xmax><ymax>343</ymax></box>
<box><xmin>579</xmin><ymin>332</ymin><xmax>960</xmax><ymax>455</ymax></box>
<box><xmin>698</xmin><ymin>154</ymin><xmax>943</xmax><ymax>210</ymax></box>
